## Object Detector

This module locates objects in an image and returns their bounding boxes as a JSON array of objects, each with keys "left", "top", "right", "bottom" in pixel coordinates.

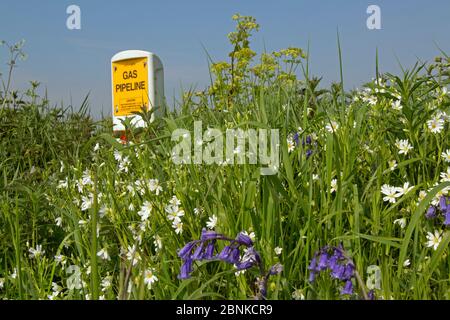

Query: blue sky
[{"left": 1, "top": 0, "right": 450, "bottom": 118}]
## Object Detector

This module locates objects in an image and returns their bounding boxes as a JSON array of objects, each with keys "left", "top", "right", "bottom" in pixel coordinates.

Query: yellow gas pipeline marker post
[{"left": 111, "top": 50, "right": 164, "bottom": 133}]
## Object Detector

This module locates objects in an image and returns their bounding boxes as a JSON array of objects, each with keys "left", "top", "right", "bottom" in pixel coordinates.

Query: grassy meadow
[{"left": 0, "top": 15, "right": 450, "bottom": 300}]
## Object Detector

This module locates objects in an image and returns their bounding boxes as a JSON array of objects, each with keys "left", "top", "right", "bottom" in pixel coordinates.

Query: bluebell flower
[
  {"left": 227, "top": 247, "right": 240, "bottom": 264},
  {"left": 309, "top": 244, "right": 357, "bottom": 297},
  {"left": 328, "top": 254, "right": 338, "bottom": 270},
  {"left": 341, "top": 280, "right": 353, "bottom": 295},
  {"left": 236, "top": 260, "right": 254, "bottom": 271},
  {"left": 201, "top": 229, "right": 221, "bottom": 241},
  {"left": 318, "top": 252, "right": 329, "bottom": 270},
  {"left": 177, "top": 229, "right": 278, "bottom": 300},
  {"left": 426, "top": 197, "right": 450, "bottom": 226},
  {"left": 178, "top": 258, "right": 193, "bottom": 279},
  {"left": 439, "top": 196, "right": 447, "bottom": 211},
  {"left": 204, "top": 240, "right": 216, "bottom": 260},
  {"left": 444, "top": 210, "right": 450, "bottom": 226},
  {"left": 342, "top": 264, "right": 355, "bottom": 280},
  {"left": 305, "top": 135, "right": 312, "bottom": 145},
  {"left": 425, "top": 206, "right": 436, "bottom": 219},
  {"left": 301, "top": 135, "right": 312, "bottom": 146},
  {"left": 293, "top": 132, "right": 300, "bottom": 145},
  {"left": 191, "top": 242, "right": 205, "bottom": 260},
  {"left": 331, "top": 264, "right": 346, "bottom": 280},
  {"left": 236, "top": 232, "right": 253, "bottom": 246},
  {"left": 177, "top": 229, "right": 262, "bottom": 280},
  {"left": 218, "top": 245, "right": 232, "bottom": 261},
  {"left": 178, "top": 241, "right": 198, "bottom": 260},
  {"left": 269, "top": 263, "right": 283, "bottom": 275}
]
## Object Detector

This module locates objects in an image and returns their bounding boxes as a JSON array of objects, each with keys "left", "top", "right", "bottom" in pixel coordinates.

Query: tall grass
[{"left": 0, "top": 16, "right": 449, "bottom": 300}]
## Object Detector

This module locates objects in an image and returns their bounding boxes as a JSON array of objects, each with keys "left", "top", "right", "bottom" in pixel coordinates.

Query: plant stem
[{"left": 90, "top": 169, "right": 99, "bottom": 300}]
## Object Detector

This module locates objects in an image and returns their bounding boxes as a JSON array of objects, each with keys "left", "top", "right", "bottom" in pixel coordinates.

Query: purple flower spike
[
  {"left": 318, "top": 253, "right": 329, "bottom": 271},
  {"left": 191, "top": 242, "right": 204, "bottom": 260},
  {"left": 425, "top": 206, "right": 436, "bottom": 219},
  {"left": 341, "top": 280, "right": 353, "bottom": 295},
  {"left": 444, "top": 211, "right": 450, "bottom": 226},
  {"left": 251, "top": 248, "right": 262, "bottom": 264},
  {"left": 178, "top": 241, "right": 198, "bottom": 259},
  {"left": 342, "top": 264, "right": 355, "bottom": 280},
  {"left": 201, "top": 229, "right": 220, "bottom": 241},
  {"left": 293, "top": 133, "right": 300, "bottom": 145},
  {"left": 306, "top": 149, "right": 313, "bottom": 158},
  {"left": 308, "top": 257, "right": 317, "bottom": 271},
  {"left": 328, "top": 254, "right": 338, "bottom": 270},
  {"left": 177, "top": 230, "right": 264, "bottom": 285},
  {"left": 236, "top": 232, "right": 253, "bottom": 246},
  {"left": 269, "top": 263, "right": 284, "bottom": 275},
  {"left": 228, "top": 248, "right": 241, "bottom": 264},
  {"left": 306, "top": 136, "right": 312, "bottom": 145},
  {"left": 178, "top": 258, "right": 193, "bottom": 279},
  {"left": 218, "top": 245, "right": 232, "bottom": 261},
  {"left": 203, "top": 241, "right": 216, "bottom": 260},
  {"left": 331, "top": 264, "right": 346, "bottom": 280},
  {"left": 236, "top": 260, "right": 255, "bottom": 271},
  {"left": 439, "top": 196, "right": 448, "bottom": 212},
  {"left": 309, "top": 245, "right": 359, "bottom": 297}
]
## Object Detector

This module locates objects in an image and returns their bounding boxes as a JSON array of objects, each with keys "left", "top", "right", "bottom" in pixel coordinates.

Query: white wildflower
[
  {"left": 395, "top": 139, "right": 413, "bottom": 155},
  {"left": 143, "top": 268, "right": 158, "bottom": 289},
  {"left": 330, "top": 179, "right": 337, "bottom": 194},
  {"left": 391, "top": 100, "right": 403, "bottom": 111},
  {"left": 148, "top": 179, "right": 163, "bottom": 195},
  {"left": 57, "top": 178, "right": 68, "bottom": 189},
  {"left": 426, "top": 230, "right": 442, "bottom": 251},
  {"left": 82, "top": 169, "right": 93, "bottom": 186},
  {"left": 28, "top": 244, "right": 45, "bottom": 259},
  {"left": 393, "top": 218, "right": 407, "bottom": 229},
  {"left": 153, "top": 235, "right": 163, "bottom": 252},
  {"left": 114, "top": 150, "right": 122, "bottom": 162},
  {"left": 165, "top": 204, "right": 184, "bottom": 221},
  {"left": 81, "top": 195, "right": 93, "bottom": 211},
  {"left": 427, "top": 116, "right": 445, "bottom": 134},
  {"left": 403, "top": 259, "right": 411, "bottom": 267},
  {"left": 440, "top": 167, "right": 450, "bottom": 182},
  {"left": 206, "top": 215, "right": 218, "bottom": 229},
  {"left": 395, "top": 182, "right": 414, "bottom": 196},
  {"left": 54, "top": 254, "right": 67, "bottom": 266},
  {"left": 325, "top": 120, "right": 339, "bottom": 133},
  {"left": 388, "top": 160, "right": 397, "bottom": 171},
  {"left": 55, "top": 217, "right": 63, "bottom": 227},
  {"left": 287, "top": 136, "right": 295, "bottom": 153},
  {"left": 292, "top": 289, "right": 305, "bottom": 300},
  {"left": 172, "top": 218, "right": 183, "bottom": 235},
  {"left": 126, "top": 245, "right": 141, "bottom": 266},
  {"left": 118, "top": 156, "right": 130, "bottom": 173},
  {"left": 381, "top": 184, "right": 401, "bottom": 203},
  {"left": 194, "top": 207, "right": 203, "bottom": 216},
  {"left": 101, "top": 276, "right": 112, "bottom": 292},
  {"left": 138, "top": 201, "right": 153, "bottom": 221},
  {"left": 97, "top": 248, "right": 110, "bottom": 261},
  {"left": 442, "top": 150, "right": 450, "bottom": 163},
  {"left": 169, "top": 196, "right": 181, "bottom": 207}
]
